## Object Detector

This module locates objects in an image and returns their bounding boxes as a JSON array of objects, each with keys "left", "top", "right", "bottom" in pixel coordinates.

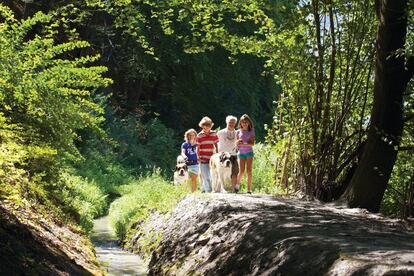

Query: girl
[
  {"left": 236, "top": 114, "right": 255, "bottom": 194},
  {"left": 181, "top": 129, "right": 199, "bottom": 192}
]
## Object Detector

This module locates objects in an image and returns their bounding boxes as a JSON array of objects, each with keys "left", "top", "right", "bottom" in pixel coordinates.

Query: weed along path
[{"left": 91, "top": 216, "right": 147, "bottom": 275}]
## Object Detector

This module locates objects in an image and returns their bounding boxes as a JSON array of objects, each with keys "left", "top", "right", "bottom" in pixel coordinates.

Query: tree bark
[{"left": 343, "top": 0, "right": 409, "bottom": 212}]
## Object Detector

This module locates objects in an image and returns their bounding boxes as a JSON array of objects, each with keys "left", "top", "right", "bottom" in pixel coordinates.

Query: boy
[{"left": 197, "top": 116, "right": 218, "bottom": 192}]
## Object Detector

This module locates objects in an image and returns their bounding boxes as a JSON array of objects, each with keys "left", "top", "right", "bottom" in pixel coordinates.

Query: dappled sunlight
[
  {"left": 1, "top": 0, "right": 414, "bottom": 274},
  {"left": 141, "top": 194, "right": 414, "bottom": 275}
]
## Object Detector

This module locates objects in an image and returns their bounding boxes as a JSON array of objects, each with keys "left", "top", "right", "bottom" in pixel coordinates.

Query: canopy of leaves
[{"left": 0, "top": 4, "right": 112, "bottom": 227}]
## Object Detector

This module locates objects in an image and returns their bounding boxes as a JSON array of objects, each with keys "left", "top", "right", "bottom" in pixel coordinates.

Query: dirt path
[{"left": 128, "top": 193, "right": 414, "bottom": 275}]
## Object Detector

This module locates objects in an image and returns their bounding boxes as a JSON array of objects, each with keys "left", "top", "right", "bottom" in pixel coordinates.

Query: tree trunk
[
  {"left": 343, "top": 0, "right": 409, "bottom": 212},
  {"left": 281, "top": 130, "right": 294, "bottom": 190}
]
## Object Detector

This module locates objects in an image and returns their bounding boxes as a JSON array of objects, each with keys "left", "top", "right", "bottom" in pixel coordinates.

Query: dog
[
  {"left": 173, "top": 155, "right": 189, "bottom": 185},
  {"left": 210, "top": 152, "right": 232, "bottom": 193}
]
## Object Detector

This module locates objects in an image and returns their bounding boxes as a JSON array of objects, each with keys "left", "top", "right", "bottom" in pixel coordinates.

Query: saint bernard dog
[
  {"left": 210, "top": 151, "right": 232, "bottom": 193},
  {"left": 173, "top": 155, "right": 189, "bottom": 185}
]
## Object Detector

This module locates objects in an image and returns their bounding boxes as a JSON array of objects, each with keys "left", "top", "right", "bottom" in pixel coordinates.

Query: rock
[{"left": 128, "top": 194, "right": 414, "bottom": 275}]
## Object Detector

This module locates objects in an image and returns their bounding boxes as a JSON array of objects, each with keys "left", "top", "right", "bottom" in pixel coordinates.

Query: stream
[{"left": 90, "top": 216, "right": 147, "bottom": 275}]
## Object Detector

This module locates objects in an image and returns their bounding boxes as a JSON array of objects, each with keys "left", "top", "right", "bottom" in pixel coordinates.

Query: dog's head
[
  {"left": 219, "top": 152, "right": 232, "bottom": 168},
  {"left": 174, "top": 163, "right": 188, "bottom": 185},
  {"left": 175, "top": 163, "right": 188, "bottom": 177}
]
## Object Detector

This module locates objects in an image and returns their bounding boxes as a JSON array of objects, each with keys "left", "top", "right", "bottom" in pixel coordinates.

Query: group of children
[{"left": 181, "top": 114, "right": 255, "bottom": 193}]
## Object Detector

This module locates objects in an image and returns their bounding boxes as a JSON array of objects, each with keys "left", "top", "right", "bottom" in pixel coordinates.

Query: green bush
[
  {"left": 0, "top": 5, "right": 112, "bottom": 231},
  {"left": 71, "top": 133, "right": 134, "bottom": 194},
  {"left": 381, "top": 151, "right": 414, "bottom": 218},
  {"left": 254, "top": 143, "right": 279, "bottom": 194},
  {"left": 0, "top": 113, "right": 27, "bottom": 199},
  {"left": 0, "top": 5, "right": 111, "bottom": 163},
  {"left": 109, "top": 170, "right": 188, "bottom": 241},
  {"left": 55, "top": 172, "right": 108, "bottom": 232},
  {"left": 105, "top": 113, "right": 178, "bottom": 176},
  {"left": 238, "top": 143, "right": 283, "bottom": 194}
]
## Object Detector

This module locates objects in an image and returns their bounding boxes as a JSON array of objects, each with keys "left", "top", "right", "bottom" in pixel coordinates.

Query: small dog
[
  {"left": 174, "top": 155, "right": 189, "bottom": 185},
  {"left": 210, "top": 152, "right": 232, "bottom": 193}
]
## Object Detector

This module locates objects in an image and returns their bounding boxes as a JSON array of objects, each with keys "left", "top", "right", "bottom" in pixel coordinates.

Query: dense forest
[{"left": 1, "top": 0, "right": 414, "bottom": 270}]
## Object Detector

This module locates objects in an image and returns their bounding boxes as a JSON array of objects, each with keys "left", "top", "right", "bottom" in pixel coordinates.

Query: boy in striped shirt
[{"left": 197, "top": 116, "right": 218, "bottom": 192}]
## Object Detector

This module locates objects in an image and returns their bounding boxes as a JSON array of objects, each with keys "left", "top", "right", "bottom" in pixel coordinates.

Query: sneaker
[
  {"left": 247, "top": 191, "right": 252, "bottom": 194},
  {"left": 234, "top": 184, "right": 240, "bottom": 193}
]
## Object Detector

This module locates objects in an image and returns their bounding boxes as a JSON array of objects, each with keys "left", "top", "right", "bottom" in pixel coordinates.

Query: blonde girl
[
  {"left": 236, "top": 114, "right": 255, "bottom": 194},
  {"left": 181, "top": 129, "right": 199, "bottom": 192}
]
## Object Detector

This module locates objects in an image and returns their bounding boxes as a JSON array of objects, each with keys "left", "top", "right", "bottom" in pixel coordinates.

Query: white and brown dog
[
  {"left": 210, "top": 152, "right": 232, "bottom": 193},
  {"left": 173, "top": 155, "right": 189, "bottom": 185}
]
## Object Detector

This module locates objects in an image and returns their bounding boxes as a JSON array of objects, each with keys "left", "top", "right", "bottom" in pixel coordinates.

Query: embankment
[
  {"left": 0, "top": 201, "right": 102, "bottom": 275},
  {"left": 128, "top": 194, "right": 414, "bottom": 275}
]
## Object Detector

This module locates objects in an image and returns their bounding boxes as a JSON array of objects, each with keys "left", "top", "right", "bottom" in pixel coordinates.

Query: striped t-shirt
[{"left": 197, "top": 130, "right": 218, "bottom": 163}]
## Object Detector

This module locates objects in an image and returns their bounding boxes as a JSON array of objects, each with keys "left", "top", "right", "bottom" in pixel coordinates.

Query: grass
[
  {"left": 58, "top": 172, "right": 108, "bottom": 232},
  {"left": 238, "top": 143, "right": 284, "bottom": 195},
  {"left": 109, "top": 169, "right": 188, "bottom": 241}
]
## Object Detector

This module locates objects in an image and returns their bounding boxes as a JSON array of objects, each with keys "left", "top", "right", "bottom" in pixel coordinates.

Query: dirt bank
[
  {"left": 0, "top": 200, "right": 102, "bottom": 275},
  {"left": 128, "top": 194, "right": 414, "bottom": 275}
]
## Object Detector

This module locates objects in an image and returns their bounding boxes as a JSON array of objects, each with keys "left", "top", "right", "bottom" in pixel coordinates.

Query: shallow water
[{"left": 91, "top": 216, "right": 147, "bottom": 276}]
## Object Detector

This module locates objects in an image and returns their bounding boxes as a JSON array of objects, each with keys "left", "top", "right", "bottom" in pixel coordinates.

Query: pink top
[{"left": 236, "top": 129, "right": 254, "bottom": 154}]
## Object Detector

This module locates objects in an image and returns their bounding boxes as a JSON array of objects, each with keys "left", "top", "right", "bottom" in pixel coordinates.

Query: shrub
[
  {"left": 238, "top": 143, "right": 283, "bottom": 194},
  {"left": 0, "top": 4, "right": 112, "bottom": 231},
  {"left": 105, "top": 113, "right": 178, "bottom": 176},
  {"left": 381, "top": 151, "right": 414, "bottom": 218},
  {"left": 51, "top": 172, "right": 107, "bottom": 232},
  {"left": 109, "top": 170, "right": 187, "bottom": 241}
]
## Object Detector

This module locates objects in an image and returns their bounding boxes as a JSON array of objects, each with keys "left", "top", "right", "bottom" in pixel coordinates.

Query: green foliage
[
  {"left": 0, "top": 3, "right": 111, "bottom": 166},
  {"left": 106, "top": 113, "right": 178, "bottom": 175},
  {"left": 265, "top": 1, "right": 377, "bottom": 195},
  {"left": 103, "top": 0, "right": 294, "bottom": 56},
  {"left": 71, "top": 126, "right": 135, "bottom": 193},
  {"left": 55, "top": 172, "right": 108, "bottom": 232},
  {"left": 0, "top": 6, "right": 110, "bottom": 160},
  {"left": 80, "top": 0, "right": 282, "bottom": 140},
  {"left": 381, "top": 152, "right": 413, "bottom": 217},
  {"left": 109, "top": 170, "right": 188, "bottom": 241},
  {"left": 0, "top": 4, "right": 114, "bottom": 230},
  {"left": 0, "top": 113, "right": 27, "bottom": 199},
  {"left": 166, "top": 51, "right": 276, "bottom": 140},
  {"left": 381, "top": 116, "right": 414, "bottom": 217},
  {"left": 239, "top": 143, "right": 282, "bottom": 194}
]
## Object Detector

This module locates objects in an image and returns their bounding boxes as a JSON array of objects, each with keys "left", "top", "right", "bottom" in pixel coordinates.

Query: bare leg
[
  {"left": 238, "top": 158, "right": 246, "bottom": 187},
  {"left": 199, "top": 174, "right": 203, "bottom": 192},
  {"left": 246, "top": 157, "right": 253, "bottom": 192},
  {"left": 190, "top": 174, "right": 197, "bottom": 192}
]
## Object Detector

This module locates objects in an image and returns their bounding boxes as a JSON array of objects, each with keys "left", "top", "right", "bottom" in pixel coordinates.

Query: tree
[
  {"left": 0, "top": 4, "right": 111, "bottom": 181},
  {"left": 343, "top": 0, "right": 414, "bottom": 212},
  {"left": 265, "top": 1, "right": 376, "bottom": 197}
]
